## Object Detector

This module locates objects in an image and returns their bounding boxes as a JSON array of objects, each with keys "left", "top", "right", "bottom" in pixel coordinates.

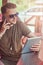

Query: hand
[
  {"left": 21, "top": 36, "right": 28, "bottom": 44},
  {"left": 30, "top": 43, "right": 41, "bottom": 52},
  {"left": 21, "top": 36, "right": 28, "bottom": 48},
  {"left": 0, "top": 19, "right": 13, "bottom": 39},
  {"left": 2, "top": 19, "right": 13, "bottom": 30}
]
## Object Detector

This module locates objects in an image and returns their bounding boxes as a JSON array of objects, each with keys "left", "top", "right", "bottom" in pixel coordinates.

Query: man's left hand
[{"left": 30, "top": 43, "right": 41, "bottom": 52}]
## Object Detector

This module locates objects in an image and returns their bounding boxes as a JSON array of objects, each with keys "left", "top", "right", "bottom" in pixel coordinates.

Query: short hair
[{"left": 1, "top": 3, "right": 17, "bottom": 14}]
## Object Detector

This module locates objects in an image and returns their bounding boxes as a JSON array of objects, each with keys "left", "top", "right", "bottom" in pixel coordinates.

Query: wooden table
[
  {"left": 17, "top": 52, "right": 43, "bottom": 65},
  {"left": 17, "top": 38, "right": 43, "bottom": 65}
]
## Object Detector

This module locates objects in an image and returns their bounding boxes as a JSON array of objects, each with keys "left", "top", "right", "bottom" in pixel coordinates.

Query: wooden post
[
  {"left": 35, "top": 16, "right": 42, "bottom": 35},
  {"left": 2, "top": 0, "right": 8, "bottom": 6}
]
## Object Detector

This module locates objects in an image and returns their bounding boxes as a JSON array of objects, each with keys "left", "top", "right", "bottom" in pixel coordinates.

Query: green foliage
[
  {"left": 0, "top": 0, "right": 2, "bottom": 13},
  {"left": 9, "top": 0, "right": 29, "bottom": 12},
  {"left": 0, "top": 0, "right": 35, "bottom": 12},
  {"left": 0, "top": 0, "right": 2, "bottom": 6}
]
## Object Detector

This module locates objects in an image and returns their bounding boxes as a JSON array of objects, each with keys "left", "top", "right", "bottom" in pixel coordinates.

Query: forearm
[{"left": 27, "top": 32, "right": 36, "bottom": 38}]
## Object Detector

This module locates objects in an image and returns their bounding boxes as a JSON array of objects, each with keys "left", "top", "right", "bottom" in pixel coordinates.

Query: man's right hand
[
  {"left": 2, "top": 19, "right": 12, "bottom": 30},
  {"left": 0, "top": 19, "right": 13, "bottom": 39}
]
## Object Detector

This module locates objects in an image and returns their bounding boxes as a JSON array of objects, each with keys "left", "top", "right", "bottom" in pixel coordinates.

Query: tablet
[{"left": 21, "top": 36, "right": 41, "bottom": 54}]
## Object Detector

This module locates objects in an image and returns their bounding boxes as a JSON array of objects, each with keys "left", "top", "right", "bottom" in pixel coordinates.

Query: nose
[{"left": 13, "top": 16, "right": 15, "bottom": 19}]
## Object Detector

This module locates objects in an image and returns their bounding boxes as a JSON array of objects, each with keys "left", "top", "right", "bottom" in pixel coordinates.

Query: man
[{"left": 0, "top": 3, "right": 40, "bottom": 65}]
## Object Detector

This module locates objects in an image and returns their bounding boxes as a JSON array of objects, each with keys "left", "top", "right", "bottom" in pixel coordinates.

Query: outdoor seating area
[{"left": 0, "top": 0, "right": 43, "bottom": 65}]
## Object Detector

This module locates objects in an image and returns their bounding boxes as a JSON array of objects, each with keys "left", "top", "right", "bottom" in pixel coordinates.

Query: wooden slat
[{"left": 25, "top": 16, "right": 35, "bottom": 24}]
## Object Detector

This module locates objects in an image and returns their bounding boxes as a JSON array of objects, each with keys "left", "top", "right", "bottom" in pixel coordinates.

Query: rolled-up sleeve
[{"left": 19, "top": 21, "right": 31, "bottom": 37}]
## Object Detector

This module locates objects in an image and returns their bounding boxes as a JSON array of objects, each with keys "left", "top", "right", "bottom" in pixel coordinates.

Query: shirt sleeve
[{"left": 19, "top": 21, "right": 31, "bottom": 37}]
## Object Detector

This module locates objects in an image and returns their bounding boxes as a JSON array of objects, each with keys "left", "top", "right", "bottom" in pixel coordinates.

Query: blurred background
[{"left": 0, "top": 0, "right": 43, "bottom": 35}]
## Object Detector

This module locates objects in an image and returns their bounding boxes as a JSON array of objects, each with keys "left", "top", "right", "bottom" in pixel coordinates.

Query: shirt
[{"left": 0, "top": 18, "right": 31, "bottom": 61}]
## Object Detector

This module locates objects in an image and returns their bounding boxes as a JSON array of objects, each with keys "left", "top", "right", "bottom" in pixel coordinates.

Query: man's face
[{"left": 4, "top": 8, "right": 18, "bottom": 24}]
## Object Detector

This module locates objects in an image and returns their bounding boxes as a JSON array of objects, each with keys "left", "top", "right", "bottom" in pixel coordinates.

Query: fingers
[
  {"left": 3, "top": 19, "right": 13, "bottom": 29},
  {"left": 32, "top": 44, "right": 41, "bottom": 48},
  {"left": 30, "top": 43, "right": 41, "bottom": 52},
  {"left": 3, "top": 19, "right": 10, "bottom": 26},
  {"left": 5, "top": 23, "right": 11, "bottom": 26},
  {"left": 21, "top": 36, "right": 28, "bottom": 44},
  {"left": 3, "top": 19, "right": 10, "bottom": 25},
  {"left": 3, "top": 19, "right": 7, "bottom": 25},
  {"left": 30, "top": 47, "right": 40, "bottom": 52}
]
